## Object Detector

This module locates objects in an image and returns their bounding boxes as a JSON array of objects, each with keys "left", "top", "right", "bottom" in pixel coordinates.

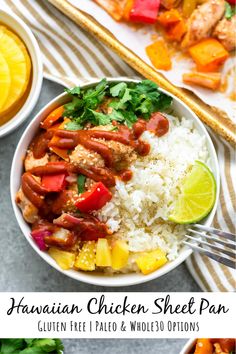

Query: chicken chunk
[
  {"left": 70, "top": 144, "right": 105, "bottom": 170},
  {"left": 24, "top": 150, "right": 49, "bottom": 171},
  {"left": 95, "top": 138, "right": 136, "bottom": 170},
  {"left": 213, "top": 15, "right": 236, "bottom": 51},
  {"left": 93, "top": 0, "right": 126, "bottom": 21},
  {"left": 70, "top": 125, "right": 137, "bottom": 171},
  {"left": 182, "top": 0, "right": 225, "bottom": 48},
  {"left": 16, "top": 188, "right": 39, "bottom": 224}
]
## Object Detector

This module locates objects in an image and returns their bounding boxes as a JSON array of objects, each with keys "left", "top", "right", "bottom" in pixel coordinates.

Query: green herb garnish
[
  {"left": 77, "top": 174, "right": 86, "bottom": 194},
  {"left": 63, "top": 79, "right": 172, "bottom": 129},
  {"left": 225, "top": 1, "right": 236, "bottom": 19},
  {"left": 0, "top": 339, "right": 64, "bottom": 354}
]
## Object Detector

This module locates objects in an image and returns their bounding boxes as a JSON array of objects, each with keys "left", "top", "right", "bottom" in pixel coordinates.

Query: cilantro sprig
[
  {"left": 63, "top": 79, "right": 172, "bottom": 130},
  {"left": 0, "top": 339, "right": 64, "bottom": 354}
]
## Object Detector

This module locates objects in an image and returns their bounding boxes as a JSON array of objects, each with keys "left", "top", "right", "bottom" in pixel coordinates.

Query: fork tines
[{"left": 184, "top": 224, "right": 236, "bottom": 269}]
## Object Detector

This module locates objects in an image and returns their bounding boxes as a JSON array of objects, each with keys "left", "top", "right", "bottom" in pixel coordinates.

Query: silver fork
[{"left": 184, "top": 224, "right": 236, "bottom": 269}]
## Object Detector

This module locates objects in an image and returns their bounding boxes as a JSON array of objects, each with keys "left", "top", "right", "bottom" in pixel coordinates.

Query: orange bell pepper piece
[
  {"left": 123, "top": 0, "right": 134, "bottom": 21},
  {"left": 183, "top": 72, "right": 221, "bottom": 90},
  {"left": 189, "top": 38, "right": 229, "bottom": 72},
  {"left": 157, "top": 9, "right": 181, "bottom": 27},
  {"left": 194, "top": 339, "right": 213, "bottom": 354},
  {"left": 49, "top": 118, "right": 71, "bottom": 161},
  {"left": 166, "top": 20, "right": 187, "bottom": 42},
  {"left": 146, "top": 40, "right": 172, "bottom": 70},
  {"left": 41, "top": 105, "right": 64, "bottom": 130}
]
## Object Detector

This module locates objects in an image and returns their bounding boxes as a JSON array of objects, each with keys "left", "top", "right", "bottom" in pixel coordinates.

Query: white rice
[{"left": 96, "top": 114, "right": 209, "bottom": 272}]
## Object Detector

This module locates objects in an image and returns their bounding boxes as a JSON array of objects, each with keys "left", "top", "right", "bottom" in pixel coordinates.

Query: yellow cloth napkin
[{"left": 2, "top": 0, "right": 235, "bottom": 291}]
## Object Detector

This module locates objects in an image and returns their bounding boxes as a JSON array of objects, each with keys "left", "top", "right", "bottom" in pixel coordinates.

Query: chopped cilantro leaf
[
  {"left": 0, "top": 339, "right": 64, "bottom": 354},
  {"left": 110, "top": 82, "right": 127, "bottom": 97},
  {"left": 63, "top": 79, "right": 172, "bottom": 129},
  {"left": 77, "top": 174, "right": 86, "bottom": 194},
  {"left": 65, "top": 121, "right": 82, "bottom": 130},
  {"left": 88, "top": 109, "right": 112, "bottom": 125}
]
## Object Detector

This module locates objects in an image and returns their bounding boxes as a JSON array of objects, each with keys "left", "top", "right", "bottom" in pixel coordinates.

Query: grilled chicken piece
[
  {"left": 24, "top": 150, "right": 49, "bottom": 171},
  {"left": 93, "top": 0, "right": 127, "bottom": 21},
  {"left": 70, "top": 144, "right": 105, "bottom": 170},
  {"left": 161, "top": 0, "right": 182, "bottom": 9},
  {"left": 70, "top": 125, "right": 136, "bottom": 171},
  {"left": 182, "top": 0, "right": 225, "bottom": 48},
  {"left": 16, "top": 188, "right": 39, "bottom": 224},
  {"left": 92, "top": 125, "right": 136, "bottom": 170},
  {"left": 213, "top": 15, "right": 236, "bottom": 51},
  {"left": 51, "top": 190, "right": 79, "bottom": 215}
]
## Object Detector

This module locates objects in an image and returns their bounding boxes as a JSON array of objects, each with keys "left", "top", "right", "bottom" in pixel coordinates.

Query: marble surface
[
  {"left": 0, "top": 79, "right": 196, "bottom": 353},
  {"left": 63, "top": 338, "right": 187, "bottom": 354}
]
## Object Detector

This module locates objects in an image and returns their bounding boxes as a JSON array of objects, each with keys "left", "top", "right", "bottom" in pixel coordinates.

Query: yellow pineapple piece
[
  {"left": 136, "top": 249, "right": 167, "bottom": 275},
  {"left": 111, "top": 240, "right": 129, "bottom": 270},
  {"left": 48, "top": 248, "right": 75, "bottom": 270},
  {"left": 0, "top": 52, "right": 11, "bottom": 111},
  {"left": 0, "top": 26, "right": 31, "bottom": 114},
  {"left": 74, "top": 241, "right": 96, "bottom": 271},
  {"left": 96, "top": 238, "right": 112, "bottom": 267}
]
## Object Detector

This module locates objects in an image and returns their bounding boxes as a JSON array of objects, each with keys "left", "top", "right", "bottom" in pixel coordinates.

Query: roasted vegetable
[
  {"left": 146, "top": 40, "right": 172, "bottom": 70},
  {"left": 194, "top": 338, "right": 213, "bottom": 354},
  {"left": 182, "top": 0, "right": 197, "bottom": 17},
  {"left": 93, "top": 0, "right": 127, "bottom": 21},
  {"left": 75, "top": 182, "right": 112, "bottom": 212},
  {"left": 41, "top": 105, "right": 64, "bottom": 129},
  {"left": 183, "top": 72, "right": 221, "bottom": 90},
  {"left": 157, "top": 9, "right": 182, "bottom": 26},
  {"left": 189, "top": 38, "right": 229, "bottom": 71},
  {"left": 129, "top": 0, "right": 160, "bottom": 23},
  {"left": 166, "top": 20, "right": 187, "bottom": 41},
  {"left": 49, "top": 118, "right": 71, "bottom": 160}
]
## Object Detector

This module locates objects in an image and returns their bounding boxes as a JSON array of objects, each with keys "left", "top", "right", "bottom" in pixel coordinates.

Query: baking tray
[{"left": 48, "top": 0, "right": 236, "bottom": 146}]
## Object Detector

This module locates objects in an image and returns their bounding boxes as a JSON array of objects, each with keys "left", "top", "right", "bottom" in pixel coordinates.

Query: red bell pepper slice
[
  {"left": 75, "top": 182, "right": 112, "bottom": 213},
  {"left": 42, "top": 173, "right": 67, "bottom": 192},
  {"left": 130, "top": 0, "right": 160, "bottom": 24}
]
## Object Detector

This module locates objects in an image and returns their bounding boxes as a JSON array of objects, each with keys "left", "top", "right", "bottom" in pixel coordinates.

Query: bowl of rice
[{"left": 11, "top": 78, "right": 220, "bottom": 287}]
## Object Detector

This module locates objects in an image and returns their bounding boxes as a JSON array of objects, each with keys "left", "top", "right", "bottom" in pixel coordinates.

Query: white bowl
[
  {"left": 180, "top": 339, "right": 196, "bottom": 354},
  {"left": 10, "top": 78, "right": 220, "bottom": 287},
  {"left": 0, "top": 10, "right": 43, "bottom": 137}
]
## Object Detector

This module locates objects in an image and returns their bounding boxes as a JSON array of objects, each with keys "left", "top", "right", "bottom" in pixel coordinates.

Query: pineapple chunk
[
  {"left": 136, "top": 249, "right": 167, "bottom": 275},
  {"left": 48, "top": 248, "right": 75, "bottom": 270},
  {"left": 111, "top": 240, "right": 129, "bottom": 270},
  {"left": 96, "top": 239, "right": 112, "bottom": 267},
  {"left": 74, "top": 241, "right": 96, "bottom": 271}
]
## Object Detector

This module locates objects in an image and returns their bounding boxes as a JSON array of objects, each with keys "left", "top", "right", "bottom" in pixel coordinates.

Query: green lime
[{"left": 169, "top": 161, "right": 216, "bottom": 224}]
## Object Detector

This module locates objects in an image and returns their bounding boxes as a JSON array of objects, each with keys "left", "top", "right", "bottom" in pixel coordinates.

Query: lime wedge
[{"left": 169, "top": 161, "right": 216, "bottom": 224}]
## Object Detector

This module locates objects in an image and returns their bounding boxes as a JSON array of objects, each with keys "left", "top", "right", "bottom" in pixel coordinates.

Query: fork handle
[{"left": 195, "top": 224, "right": 235, "bottom": 242}]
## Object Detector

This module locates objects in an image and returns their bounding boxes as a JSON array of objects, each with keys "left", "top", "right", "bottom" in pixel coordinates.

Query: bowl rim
[
  {"left": 0, "top": 9, "right": 43, "bottom": 137},
  {"left": 10, "top": 78, "right": 220, "bottom": 287},
  {"left": 179, "top": 339, "right": 196, "bottom": 354}
]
